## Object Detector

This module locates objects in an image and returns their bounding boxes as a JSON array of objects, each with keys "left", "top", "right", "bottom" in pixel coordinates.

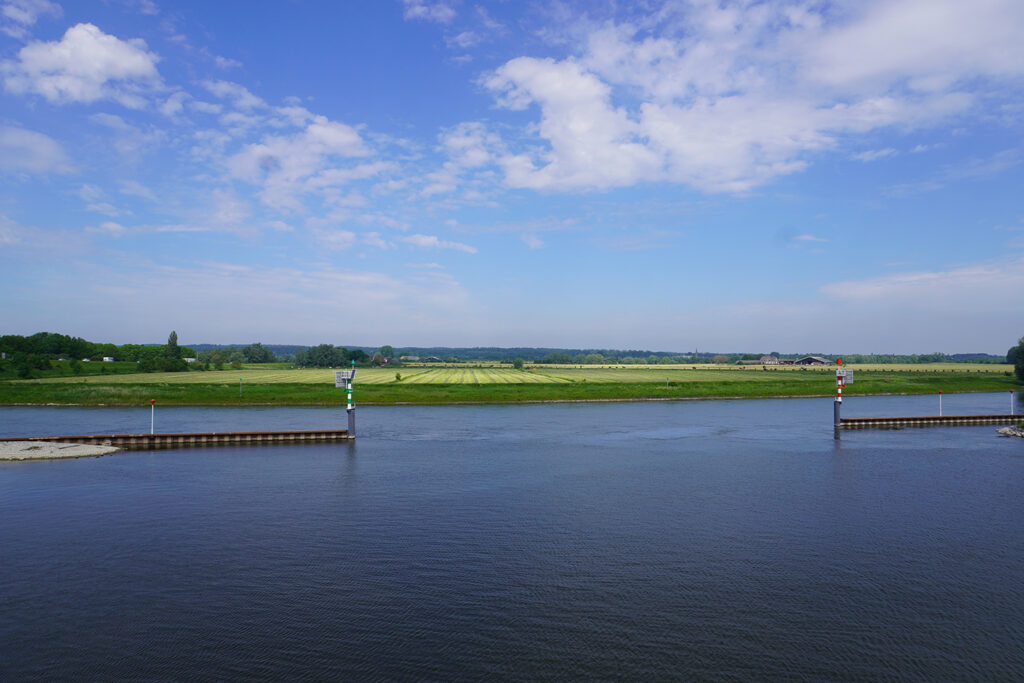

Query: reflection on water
[{"left": 1, "top": 395, "right": 1022, "bottom": 680}]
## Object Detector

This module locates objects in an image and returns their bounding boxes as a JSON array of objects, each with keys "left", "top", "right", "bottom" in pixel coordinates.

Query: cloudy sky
[{"left": 1, "top": 0, "right": 1022, "bottom": 353}]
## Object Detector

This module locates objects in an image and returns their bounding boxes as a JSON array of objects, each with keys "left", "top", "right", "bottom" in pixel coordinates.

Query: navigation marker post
[
  {"left": 834, "top": 359, "right": 853, "bottom": 435},
  {"left": 939, "top": 390, "right": 943, "bottom": 417},
  {"left": 150, "top": 399, "right": 155, "bottom": 435},
  {"left": 834, "top": 359, "right": 843, "bottom": 429},
  {"left": 336, "top": 360, "right": 356, "bottom": 437}
]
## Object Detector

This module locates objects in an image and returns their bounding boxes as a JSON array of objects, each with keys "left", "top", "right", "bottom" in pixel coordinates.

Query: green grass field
[
  {"left": 24, "top": 362, "right": 1015, "bottom": 385},
  {"left": 2, "top": 362, "right": 1018, "bottom": 406}
]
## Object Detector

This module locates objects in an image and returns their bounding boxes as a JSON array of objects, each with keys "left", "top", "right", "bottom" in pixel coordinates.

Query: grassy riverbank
[{"left": 1, "top": 366, "right": 1017, "bottom": 405}]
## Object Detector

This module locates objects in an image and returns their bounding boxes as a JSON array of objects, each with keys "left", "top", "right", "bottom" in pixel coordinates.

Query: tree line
[{"left": 1009, "top": 338, "right": 1024, "bottom": 382}]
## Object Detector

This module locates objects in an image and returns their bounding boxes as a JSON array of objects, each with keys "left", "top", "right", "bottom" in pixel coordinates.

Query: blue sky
[{"left": 1, "top": 0, "right": 1022, "bottom": 353}]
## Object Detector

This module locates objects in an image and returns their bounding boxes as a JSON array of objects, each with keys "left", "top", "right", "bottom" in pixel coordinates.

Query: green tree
[
  {"left": 1015, "top": 337, "right": 1024, "bottom": 383},
  {"left": 242, "top": 343, "right": 276, "bottom": 363},
  {"left": 166, "top": 331, "right": 180, "bottom": 359},
  {"left": 378, "top": 345, "right": 395, "bottom": 360},
  {"left": 512, "top": 358, "right": 524, "bottom": 370}
]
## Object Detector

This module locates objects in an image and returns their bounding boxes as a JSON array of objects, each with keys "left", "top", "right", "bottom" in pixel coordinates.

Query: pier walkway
[
  {"left": 840, "top": 414, "right": 1024, "bottom": 429},
  {"left": 0, "top": 429, "right": 352, "bottom": 450}
]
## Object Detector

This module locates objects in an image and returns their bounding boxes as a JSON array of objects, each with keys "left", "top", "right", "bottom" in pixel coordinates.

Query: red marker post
[
  {"left": 150, "top": 399, "right": 155, "bottom": 435},
  {"left": 834, "top": 358, "right": 843, "bottom": 429}
]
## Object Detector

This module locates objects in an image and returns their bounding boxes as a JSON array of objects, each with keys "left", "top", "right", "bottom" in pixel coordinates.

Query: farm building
[
  {"left": 737, "top": 355, "right": 782, "bottom": 365},
  {"left": 792, "top": 356, "right": 832, "bottom": 365}
]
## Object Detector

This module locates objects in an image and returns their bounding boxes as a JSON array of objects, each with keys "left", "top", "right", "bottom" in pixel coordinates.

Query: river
[{"left": 1, "top": 394, "right": 1022, "bottom": 680}]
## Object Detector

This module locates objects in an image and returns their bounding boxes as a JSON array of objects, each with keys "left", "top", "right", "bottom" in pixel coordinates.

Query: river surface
[{"left": 2, "top": 394, "right": 1022, "bottom": 680}]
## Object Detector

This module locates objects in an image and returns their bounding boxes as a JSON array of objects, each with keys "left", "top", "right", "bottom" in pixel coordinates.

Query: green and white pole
[{"left": 347, "top": 360, "right": 356, "bottom": 437}]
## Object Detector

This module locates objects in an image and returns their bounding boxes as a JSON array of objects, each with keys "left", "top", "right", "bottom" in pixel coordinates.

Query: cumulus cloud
[
  {"left": 477, "top": 0, "right": 1024, "bottom": 194},
  {"left": 2, "top": 23, "right": 161, "bottom": 107},
  {"left": 0, "top": 125, "right": 72, "bottom": 173},
  {"left": 1, "top": 0, "right": 61, "bottom": 39},
  {"left": 807, "top": 0, "right": 1024, "bottom": 92},
  {"left": 486, "top": 57, "right": 660, "bottom": 190},
  {"left": 422, "top": 121, "right": 501, "bottom": 197},
  {"left": 226, "top": 116, "right": 372, "bottom": 211}
]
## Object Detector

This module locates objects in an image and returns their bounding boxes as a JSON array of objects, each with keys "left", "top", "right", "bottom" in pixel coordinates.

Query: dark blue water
[{"left": 2, "top": 395, "right": 1022, "bottom": 680}]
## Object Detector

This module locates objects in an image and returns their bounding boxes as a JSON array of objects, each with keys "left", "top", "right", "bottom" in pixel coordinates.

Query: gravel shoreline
[{"left": 0, "top": 441, "right": 120, "bottom": 461}]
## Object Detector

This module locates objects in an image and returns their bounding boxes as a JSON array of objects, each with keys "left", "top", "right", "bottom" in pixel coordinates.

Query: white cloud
[
  {"left": 189, "top": 100, "right": 222, "bottom": 115},
  {"left": 363, "top": 232, "right": 393, "bottom": 250},
  {"left": 128, "top": 0, "right": 158, "bottom": 16},
  {"left": 2, "top": 23, "right": 161, "bottom": 106},
  {"left": 159, "top": 90, "right": 189, "bottom": 117},
  {"left": 422, "top": 122, "right": 501, "bottom": 197},
  {"left": 213, "top": 55, "right": 241, "bottom": 70},
  {"left": 313, "top": 227, "right": 358, "bottom": 250},
  {"left": 807, "top": 0, "right": 1024, "bottom": 92},
  {"left": 821, "top": 257, "right": 1024, "bottom": 313},
  {"left": 401, "top": 0, "right": 456, "bottom": 24},
  {"left": 522, "top": 233, "right": 544, "bottom": 250},
  {"left": 886, "top": 149, "right": 1021, "bottom": 195},
  {"left": 0, "top": 125, "right": 72, "bottom": 173},
  {"left": 793, "top": 234, "right": 827, "bottom": 243},
  {"left": 486, "top": 57, "right": 660, "bottom": 190},
  {"left": 0, "top": 213, "right": 23, "bottom": 245},
  {"left": 476, "top": 0, "right": 1024, "bottom": 194},
  {"left": 118, "top": 179, "right": 157, "bottom": 201},
  {"left": 86, "top": 220, "right": 128, "bottom": 236},
  {"left": 226, "top": 116, "right": 371, "bottom": 211},
  {"left": 400, "top": 233, "right": 477, "bottom": 253},
  {"left": 89, "top": 112, "right": 165, "bottom": 159},
  {"left": 852, "top": 148, "right": 897, "bottom": 162},
  {"left": 447, "top": 31, "right": 479, "bottom": 49},
  {"left": 1, "top": 0, "right": 61, "bottom": 39},
  {"left": 201, "top": 79, "right": 265, "bottom": 110}
]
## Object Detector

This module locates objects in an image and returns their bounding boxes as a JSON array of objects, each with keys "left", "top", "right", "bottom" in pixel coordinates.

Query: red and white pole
[
  {"left": 1012, "top": 390, "right": 1015, "bottom": 415},
  {"left": 939, "top": 390, "right": 943, "bottom": 417},
  {"left": 834, "top": 358, "right": 843, "bottom": 428}
]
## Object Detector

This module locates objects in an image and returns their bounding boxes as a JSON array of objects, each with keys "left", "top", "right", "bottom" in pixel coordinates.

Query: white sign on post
[
  {"left": 839, "top": 369, "right": 854, "bottom": 384},
  {"left": 335, "top": 370, "right": 355, "bottom": 387}
]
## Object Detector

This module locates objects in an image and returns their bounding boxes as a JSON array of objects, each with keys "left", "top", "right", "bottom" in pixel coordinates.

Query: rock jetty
[{"left": 0, "top": 441, "right": 120, "bottom": 461}]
